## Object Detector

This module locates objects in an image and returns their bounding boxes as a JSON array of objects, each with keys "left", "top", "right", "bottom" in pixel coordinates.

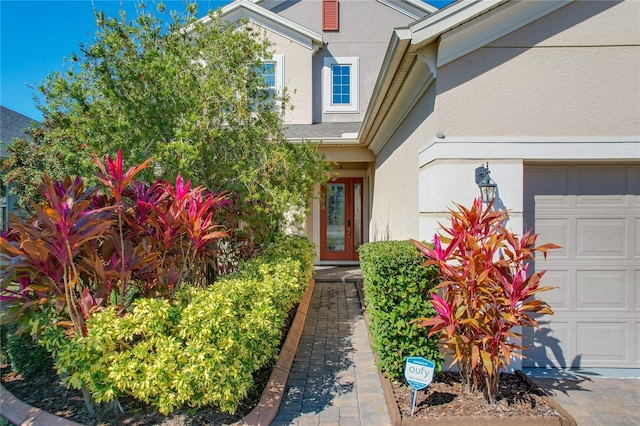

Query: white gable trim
[
  {"left": 255, "top": 0, "right": 436, "bottom": 17},
  {"left": 368, "top": 55, "right": 435, "bottom": 156},
  {"left": 358, "top": 28, "right": 412, "bottom": 146},
  {"left": 207, "top": 0, "right": 323, "bottom": 51}
]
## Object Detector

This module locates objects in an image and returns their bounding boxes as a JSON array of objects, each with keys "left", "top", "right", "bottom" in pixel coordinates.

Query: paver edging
[
  {"left": 525, "top": 375, "right": 577, "bottom": 426},
  {"left": 354, "top": 278, "right": 575, "bottom": 426},
  {"left": 0, "top": 384, "right": 83, "bottom": 426},
  {"left": 234, "top": 278, "right": 315, "bottom": 426},
  {"left": 1, "top": 279, "right": 316, "bottom": 426}
]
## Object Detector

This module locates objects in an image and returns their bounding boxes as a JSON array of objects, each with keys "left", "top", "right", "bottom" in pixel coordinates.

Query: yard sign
[{"left": 404, "top": 356, "right": 435, "bottom": 416}]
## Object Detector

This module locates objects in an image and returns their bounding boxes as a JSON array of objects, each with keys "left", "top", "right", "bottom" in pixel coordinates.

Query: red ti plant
[
  {"left": 1, "top": 150, "right": 229, "bottom": 337},
  {"left": 0, "top": 175, "right": 114, "bottom": 337},
  {"left": 411, "top": 198, "right": 559, "bottom": 403},
  {"left": 91, "top": 151, "right": 228, "bottom": 299},
  {"left": 144, "top": 175, "right": 228, "bottom": 291}
]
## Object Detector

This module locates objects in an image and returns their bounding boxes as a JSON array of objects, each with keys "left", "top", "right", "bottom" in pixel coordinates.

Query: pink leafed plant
[{"left": 411, "top": 198, "right": 559, "bottom": 403}]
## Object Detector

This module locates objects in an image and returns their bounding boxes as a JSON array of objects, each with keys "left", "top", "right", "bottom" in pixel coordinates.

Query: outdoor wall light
[{"left": 475, "top": 162, "right": 497, "bottom": 204}]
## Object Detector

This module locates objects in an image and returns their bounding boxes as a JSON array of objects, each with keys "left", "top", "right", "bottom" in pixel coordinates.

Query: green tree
[{"left": 3, "top": 1, "right": 329, "bottom": 245}]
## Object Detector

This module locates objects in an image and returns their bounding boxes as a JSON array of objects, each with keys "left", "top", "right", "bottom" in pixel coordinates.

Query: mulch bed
[
  {"left": 1, "top": 363, "right": 265, "bottom": 425},
  {"left": 1, "top": 306, "right": 298, "bottom": 426},
  {"left": 390, "top": 371, "right": 561, "bottom": 420}
]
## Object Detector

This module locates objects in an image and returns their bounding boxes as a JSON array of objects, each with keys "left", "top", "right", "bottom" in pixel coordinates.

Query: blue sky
[{"left": 1, "top": 0, "right": 454, "bottom": 121}]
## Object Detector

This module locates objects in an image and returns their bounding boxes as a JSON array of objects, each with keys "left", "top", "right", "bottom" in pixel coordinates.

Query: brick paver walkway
[{"left": 272, "top": 281, "right": 391, "bottom": 426}]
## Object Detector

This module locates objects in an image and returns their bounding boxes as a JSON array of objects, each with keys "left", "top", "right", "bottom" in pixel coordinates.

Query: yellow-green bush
[{"left": 55, "top": 234, "right": 315, "bottom": 415}]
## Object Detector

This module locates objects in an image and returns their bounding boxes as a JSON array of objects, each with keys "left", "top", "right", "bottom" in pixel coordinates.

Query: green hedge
[
  {"left": 2, "top": 323, "right": 53, "bottom": 379},
  {"left": 54, "top": 234, "right": 315, "bottom": 415},
  {"left": 359, "top": 240, "right": 443, "bottom": 382}
]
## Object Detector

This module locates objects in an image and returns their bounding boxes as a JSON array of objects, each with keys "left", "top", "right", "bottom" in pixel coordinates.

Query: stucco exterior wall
[
  {"left": 370, "top": 83, "right": 437, "bottom": 241},
  {"left": 257, "top": 26, "right": 314, "bottom": 124},
  {"left": 436, "top": 0, "right": 640, "bottom": 138},
  {"left": 273, "top": 0, "right": 417, "bottom": 123},
  {"left": 418, "top": 159, "right": 525, "bottom": 241}
]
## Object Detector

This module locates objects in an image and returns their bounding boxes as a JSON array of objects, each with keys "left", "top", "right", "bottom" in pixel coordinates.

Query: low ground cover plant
[
  {"left": 359, "top": 240, "right": 443, "bottom": 381},
  {"left": 412, "top": 199, "right": 559, "bottom": 403}
]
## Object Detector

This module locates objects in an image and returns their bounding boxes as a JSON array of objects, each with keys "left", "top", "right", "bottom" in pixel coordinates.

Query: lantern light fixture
[{"left": 475, "top": 162, "right": 497, "bottom": 204}]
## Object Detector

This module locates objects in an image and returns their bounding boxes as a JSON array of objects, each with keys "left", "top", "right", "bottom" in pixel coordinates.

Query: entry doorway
[{"left": 320, "top": 178, "right": 363, "bottom": 261}]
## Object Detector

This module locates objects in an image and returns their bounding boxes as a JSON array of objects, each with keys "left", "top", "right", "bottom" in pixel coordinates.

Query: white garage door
[{"left": 523, "top": 164, "right": 640, "bottom": 369}]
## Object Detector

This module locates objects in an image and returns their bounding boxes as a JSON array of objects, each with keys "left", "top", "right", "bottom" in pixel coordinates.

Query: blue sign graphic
[{"left": 404, "top": 356, "right": 435, "bottom": 391}]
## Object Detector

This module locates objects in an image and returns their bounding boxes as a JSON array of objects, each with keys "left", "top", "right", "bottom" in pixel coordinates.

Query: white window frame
[
  {"left": 323, "top": 57, "right": 359, "bottom": 113},
  {"left": 268, "top": 54, "right": 285, "bottom": 98},
  {"left": 252, "top": 54, "right": 284, "bottom": 114}
]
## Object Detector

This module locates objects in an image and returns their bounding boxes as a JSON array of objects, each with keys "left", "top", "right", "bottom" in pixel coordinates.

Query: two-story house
[
  {"left": 215, "top": 0, "right": 639, "bottom": 373},
  {"left": 216, "top": 0, "right": 436, "bottom": 263}
]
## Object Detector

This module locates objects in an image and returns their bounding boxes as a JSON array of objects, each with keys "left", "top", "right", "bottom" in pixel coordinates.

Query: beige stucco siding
[
  {"left": 370, "top": 84, "right": 437, "bottom": 241},
  {"left": 437, "top": 44, "right": 639, "bottom": 137},
  {"left": 250, "top": 25, "right": 314, "bottom": 125},
  {"left": 436, "top": 0, "right": 640, "bottom": 138},
  {"left": 489, "top": 0, "right": 640, "bottom": 48},
  {"left": 274, "top": 0, "right": 417, "bottom": 123}
]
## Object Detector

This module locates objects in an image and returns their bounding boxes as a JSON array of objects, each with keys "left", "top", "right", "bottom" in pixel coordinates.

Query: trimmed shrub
[
  {"left": 359, "top": 240, "right": 443, "bottom": 382},
  {"left": 4, "top": 324, "right": 54, "bottom": 380},
  {"left": 54, "top": 234, "right": 315, "bottom": 415},
  {"left": 0, "top": 325, "right": 9, "bottom": 365}
]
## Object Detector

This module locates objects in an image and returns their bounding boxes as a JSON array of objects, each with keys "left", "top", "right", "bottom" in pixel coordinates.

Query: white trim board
[{"left": 418, "top": 136, "right": 640, "bottom": 167}]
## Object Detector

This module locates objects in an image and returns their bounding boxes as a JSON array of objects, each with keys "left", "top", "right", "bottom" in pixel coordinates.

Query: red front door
[{"left": 320, "top": 178, "right": 363, "bottom": 261}]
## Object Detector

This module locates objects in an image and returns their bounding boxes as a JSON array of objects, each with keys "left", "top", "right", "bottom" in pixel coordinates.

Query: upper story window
[
  {"left": 252, "top": 54, "right": 284, "bottom": 111},
  {"left": 258, "top": 62, "right": 276, "bottom": 99},
  {"left": 323, "top": 57, "right": 359, "bottom": 113}
]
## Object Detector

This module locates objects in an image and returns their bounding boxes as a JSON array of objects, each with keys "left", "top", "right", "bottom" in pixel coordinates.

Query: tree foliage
[{"left": 2, "top": 1, "right": 329, "bottom": 245}]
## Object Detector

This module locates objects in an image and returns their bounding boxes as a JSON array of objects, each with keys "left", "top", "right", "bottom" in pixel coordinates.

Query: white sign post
[{"left": 404, "top": 357, "right": 435, "bottom": 416}]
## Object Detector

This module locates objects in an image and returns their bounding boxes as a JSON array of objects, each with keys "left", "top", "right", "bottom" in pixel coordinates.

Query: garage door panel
[
  {"left": 576, "top": 166, "right": 628, "bottom": 196},
  {"left": 635, "top": 218, "right": 640, "bottom": 258},
  {"left": 636, "top": 322, "right": 640, "bottom": 364},
  {"left": 535, "top": 194, "right": 571, "bottom": 207},
  {"left": 577, "top": 218, "right": 627, "bottom": 257},
  {"left": 576, "top": 194, "right": 628, "bottom": 206},
  {"left": 542, "top": 270, "right": 569, "bottom": 310},
  {"left": 523, "top": 321, "right": 570, "bottom": 368},
  {"left": 577, "top": 322, "right": 628, "bottom": 363},
  {"left": 576, "top": 270, "right": 628, "bottom": 310},
  {"left": 524, "top": 164, "right": 639, "bottom": 369},
  {"left": 524, "top": 169, "right": 569, "bottom": 199},
  {"left": 636, "top": 271, "right": 640, "bottom": 311},
  {"left": 535, "top": 218, "right": 569, "bottom": 258}
]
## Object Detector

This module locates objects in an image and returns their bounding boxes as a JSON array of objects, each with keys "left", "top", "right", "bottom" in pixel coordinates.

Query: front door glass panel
[
  {"left": 326, "top": 183, "right": 346, "bottom": 252},
  {"left": 354, "top": 182, "right": 362, "bottom": 251}
]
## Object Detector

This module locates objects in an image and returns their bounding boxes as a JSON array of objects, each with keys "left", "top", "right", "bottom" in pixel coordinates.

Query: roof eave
[
  {"left": 199, "top": 0, "right": 323, "bottom": 49},
  {"left": 358, "top": 28, "right": 412, "bottom": 146}
]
